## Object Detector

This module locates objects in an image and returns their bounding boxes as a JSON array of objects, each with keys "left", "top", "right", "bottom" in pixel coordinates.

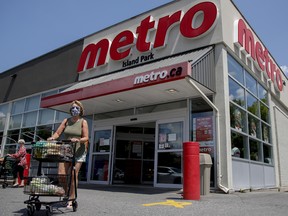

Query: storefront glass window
[
  {"left": 262, "top": 123, "right": 270, "bottom": 143},
  {"left": 228, "top": 54, "right": 244, "bottom": 84},
  {"left": 248, "top": 115, "right": 260, "bottom": 139},
  {"left": 228, "top": 54, "right": 271, "bottom": 164},
  {"left": 229, "top": 78, "right": 245, "bottom": 107},
  {"left": 260, "top": 103, "right": 269, "bottom": 123},
  {"left": 190, "top": 97, "right": 214, "bottom": 187},
  {"left": 258, "top": 85, "right": 268, "bottom": 105},
  {"left": 245, "top": 72, "right": 257, "bottom": 96},
  {"left": 25, "top": 95, "right": 40, "bottom": 112},
  {"left": 90, "top": 154, "right": 109, "bottom": 181},
  {"left": 93, "top": 130, "right": 111, "bottom": 152},
  {"left": 249, "top": 139, "right": 260, "bottom": 161},
  {"left": 36, "top": 125, "right": 53, "bottom": 141},
  {"left": 230, "top": 104, "right": 246, "bottom": 133},
  {"left": 157, "top": 152, "right": 182, "bottom": 184},
  {"left": 231, "top": 132, "right": 247, "bottom": 159},
  {"left": 21, "top": 127, "right": 35, "bottom": 143},
  {"left": 11, "top": 99, "right": 25, "bottom": 115},
  {"left": 247, "top": 93, "right": 259, "bottom": 116},
  {"left": 263, "top": 144, "right": 272, "bottom": 164},
  {"left": 6, "top": 129, "right": 20, "bottom": 144},
  {"left": 38, "top": 109, "right": 55, "bottom": 125},
  {"left": 9, "top": 114, "right": 22, "bottom": 129},
  {"left": 158, "top": 122, "right": 183, "bottom": 150},
  {"left": 3, "top": 144, "right": 17, "bottom": 155},
  {"left": 55, "top": 111, "right": 70, "bottom": 122},
  {"left": 0, "top": 104, "right": 8, "bottom": 131},
  {"left": 42, "top": 90, "right": 58, "bottom": 98},
  {"left": 23, "top": 111, "right": 37, "bottom": 127}
]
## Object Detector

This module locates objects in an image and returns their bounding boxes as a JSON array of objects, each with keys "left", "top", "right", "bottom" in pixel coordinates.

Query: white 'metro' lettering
[{"left": 134, "top": 70, "right": 168, "bottom": 84}]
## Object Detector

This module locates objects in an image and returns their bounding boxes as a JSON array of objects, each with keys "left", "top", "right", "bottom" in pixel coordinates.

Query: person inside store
[
  {"left": 47, "top": 100, "right": 89, "bottom": 209},
  {"left": 7, "top": 139, "right": 27, "bottom": 187}
]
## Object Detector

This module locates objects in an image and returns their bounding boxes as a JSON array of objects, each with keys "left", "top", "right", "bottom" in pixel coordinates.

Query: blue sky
[{"left": 1, "top": 0, "right": 287, "bottom": 76}]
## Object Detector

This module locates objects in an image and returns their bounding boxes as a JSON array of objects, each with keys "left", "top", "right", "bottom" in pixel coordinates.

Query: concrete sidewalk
[{"left": 1, "top": 184, "right": 288, "bottom": 216}]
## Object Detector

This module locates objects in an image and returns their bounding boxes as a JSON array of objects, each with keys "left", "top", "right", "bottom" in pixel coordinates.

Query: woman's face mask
[{"left": 70, "top": 106, "right": 81, "bottom": 116}]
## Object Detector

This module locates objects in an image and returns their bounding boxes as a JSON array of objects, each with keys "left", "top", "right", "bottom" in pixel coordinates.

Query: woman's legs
[
  {"left": 12, "top": 165, "right": 24, "bottom": 186},
  {"left": 12, "top": 164, "right": 19, "bottom": 186},
  {"left": 67, "top": 162, "right": 82, "bottom": 206},
  {"left": 18, "top": 166, "right": 25, "bottom": 186}
]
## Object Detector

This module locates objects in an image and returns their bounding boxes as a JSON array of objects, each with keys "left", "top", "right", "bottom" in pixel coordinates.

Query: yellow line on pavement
[{"left": 143, "top": 200, "right": 192, "bottom": 208}]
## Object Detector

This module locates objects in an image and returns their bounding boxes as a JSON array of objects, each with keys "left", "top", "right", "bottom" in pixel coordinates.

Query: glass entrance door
[
  {"left": 89, "top": 127, "right": 113, "bottom": 183},
  {"left": 155, "top": 119, "right": 184, "bottom": 187},
  {"left": 113, "top": 124, "right": 155, "bottom": 185}
]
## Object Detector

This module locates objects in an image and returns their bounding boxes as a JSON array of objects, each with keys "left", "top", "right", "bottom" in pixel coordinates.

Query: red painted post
[{"left": 183, "top": 142, "right": 200, "bottom": 200}]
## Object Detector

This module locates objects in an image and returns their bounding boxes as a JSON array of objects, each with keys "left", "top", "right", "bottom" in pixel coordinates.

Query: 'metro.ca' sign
[{"left": 77, "top": 1, "right": 219, "bottom": 74}]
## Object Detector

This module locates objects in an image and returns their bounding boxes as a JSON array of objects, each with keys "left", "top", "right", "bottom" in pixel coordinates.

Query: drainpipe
[{"left": 185, "top": 76, "right": 230, "bottom": 193}]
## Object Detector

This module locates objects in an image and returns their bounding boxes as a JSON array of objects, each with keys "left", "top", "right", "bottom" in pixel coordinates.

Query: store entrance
[{"left": 113, "top": 122, "right": 155, "bottom": 185}]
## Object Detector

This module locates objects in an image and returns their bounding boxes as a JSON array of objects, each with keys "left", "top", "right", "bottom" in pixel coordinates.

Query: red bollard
[{"left": 183, "top": 142, "right": 200, "bottom": 200}]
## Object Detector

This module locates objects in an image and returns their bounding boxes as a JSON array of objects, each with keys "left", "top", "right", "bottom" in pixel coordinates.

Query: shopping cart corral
[{"left": 24, "top": 140, "right": 77, "bottom": 216}]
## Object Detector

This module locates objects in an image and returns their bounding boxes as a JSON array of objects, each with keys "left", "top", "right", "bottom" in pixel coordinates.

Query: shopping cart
[
  {"left": 0, "top": 156, "right": 17, "bottom": 188},
  {"left": 23, "top": 140, "right": 77, "bottom": 216}
]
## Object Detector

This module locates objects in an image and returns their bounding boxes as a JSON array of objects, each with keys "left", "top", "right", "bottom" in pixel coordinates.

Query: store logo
[
  {"left": 234, "top": 19, "right": 283, "bottom": 92},
  {"left": 77, "top": 1, "right": 219, "bottom": 72},
  {"left": 134, "top": 67, "right": 182, "bottom": 85}
]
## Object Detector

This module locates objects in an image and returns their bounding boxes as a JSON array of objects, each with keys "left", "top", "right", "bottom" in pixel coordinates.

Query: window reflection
[
  {"left": 247, "top": 93, "right": 259, "bottom": 116},
  {"left": 229, "top": 78, "right": 245, "bottom": 107},
  {"left": 157, "top": 152, "right": 182, "bottom": 184},
  {"left": 245, "top": 72, "right": 257, "bottom": 96},
  {"left": 21, "top": 127, "right": 35, "bottom": 143},
  {"left": 248, "top": 115, "right": 260, "bottom": 139},
  {"left": 260, "top": 103, "right": 269, "bottom": 123},
  {"left": 258, "top": 85, "right": 268, "bottom": 105},
  {"left": 9, "top": 114, "right": 22, "bottom": 129},
  {"left": 228, "top": 54, "right": 271, "bottom": 164},
  {"left": 228, "top": 54, "right": 244, "bottom": 84},
  {"left": 230, "top": 104, "right": 246, "bottom": 132},
  {"left": 231, "top": 132, "right": 246, "bottom": 158},
  {"left": 23, "top": 111, "right": 37, "bottom": 127},
  {"left": 249, "top": 139, "right": 260, "bottom": 161},
  {"left": 263, "top": 144, "right": 272, "bottom": 164},
  {"left": 94, "top": 130, "right": 111, "bottom": 152},
  {"left": 91, "top": 154, "right": 109, "bottom": 181},
  {"left": 11, "top": 99, "right": 25, "bottom": 115},
  {"left": 25, "top": 95, "right": 40, "bottom": 112},
  {"left": 262, "top": 124, "right": 270, "bottom": 143},
  {"left": 36, "top": 125, "right": 53, "bottom": 141},
  {"left": 158, "top": 122, "right": 183, "bottom": 150}
]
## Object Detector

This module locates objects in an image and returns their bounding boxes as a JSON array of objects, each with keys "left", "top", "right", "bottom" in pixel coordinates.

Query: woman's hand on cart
[{"left": 70, "top": 138, "right": 80, "bottom": 143}]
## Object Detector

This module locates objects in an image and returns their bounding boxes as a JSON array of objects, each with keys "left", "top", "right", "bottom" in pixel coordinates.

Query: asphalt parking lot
[{"left": 1, "top": 183, "right": 288, "bottom": 216}]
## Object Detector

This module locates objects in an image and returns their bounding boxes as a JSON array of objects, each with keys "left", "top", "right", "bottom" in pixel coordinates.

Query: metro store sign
[
  {"left": 234, "top": 19, "right": 283, "bottom": 92},
  {"left": 77, "top": 1, "right": 219, "bottom": 74}
]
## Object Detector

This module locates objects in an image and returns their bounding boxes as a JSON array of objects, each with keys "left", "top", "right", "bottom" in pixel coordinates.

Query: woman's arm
[
  {"left": 47, "top": 118, "right": 67, "bottom": 140},
  {"left": 8, "top": 147, "right": 26, "bottom": 159}
]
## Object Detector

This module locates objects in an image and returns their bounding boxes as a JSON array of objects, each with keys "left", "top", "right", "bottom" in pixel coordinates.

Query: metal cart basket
[
  {"left": 0, "top": 156, "right": 17, "bottom": 188},
  {"left": 23, "top": 140, "right": 77, "bottom": 216}
]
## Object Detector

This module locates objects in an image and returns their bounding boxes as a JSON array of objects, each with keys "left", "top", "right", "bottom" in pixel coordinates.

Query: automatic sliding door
[
  {"left": 155, "top": 119, "right": 184, "bottom": 188},
  {"left": 90, "top": 128, "right": 113, "bottom": 183}
]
